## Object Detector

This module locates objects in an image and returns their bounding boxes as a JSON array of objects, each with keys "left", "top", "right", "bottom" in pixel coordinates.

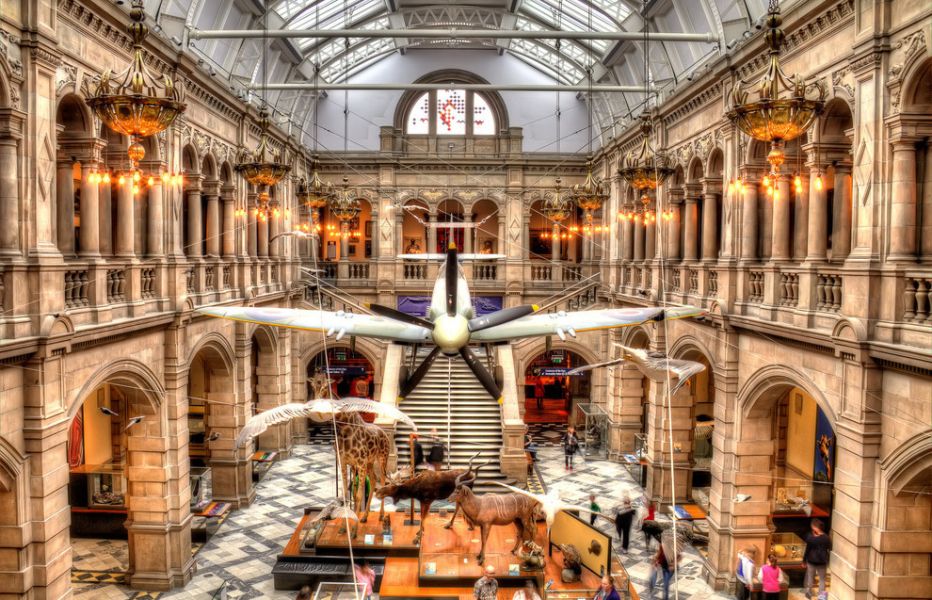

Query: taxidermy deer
[
  {"left": 374, "top": 453, "right": 482, "bottom": 544},
  {"left": 448, "top": 471, "right": 540, "bottom": 564}
]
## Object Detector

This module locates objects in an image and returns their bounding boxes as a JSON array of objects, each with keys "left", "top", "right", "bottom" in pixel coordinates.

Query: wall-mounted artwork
[{"left": 813, "top": 406, "right": 834, "bottom": 482}]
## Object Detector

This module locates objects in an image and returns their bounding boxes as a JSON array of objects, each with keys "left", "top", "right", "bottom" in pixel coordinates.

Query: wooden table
[{"left": 670, "top": 503, "right": 707, "bottom": 521}]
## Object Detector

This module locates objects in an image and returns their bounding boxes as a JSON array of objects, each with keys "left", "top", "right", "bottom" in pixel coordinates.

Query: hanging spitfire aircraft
[{"left": 196, "top": 243, "right": 705, "bottom": 401}]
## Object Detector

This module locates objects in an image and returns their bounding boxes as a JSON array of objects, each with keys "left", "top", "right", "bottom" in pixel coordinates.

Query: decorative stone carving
[
  {"left": 831, "top": 67, "right": 854, "bottom": 101},
  {"left": 56, "top": 64, "right": 78, "bottom": 94},
  {"left": 193, "top": 130, "right": 211, "bottom": 160},
  {"left": 888, "top": 29, "right": 928, "bottom": 115}
]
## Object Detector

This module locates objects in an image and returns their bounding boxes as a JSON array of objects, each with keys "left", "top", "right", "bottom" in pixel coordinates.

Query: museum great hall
[{"left": 0, "top": 0, "right": 930, "bottom": 598}]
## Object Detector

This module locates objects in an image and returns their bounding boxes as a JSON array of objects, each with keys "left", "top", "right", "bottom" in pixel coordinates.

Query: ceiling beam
[
  {"left": 192, "top": 28, "right": 719, "bottom": 43},
  {"left": 251, "top": 82, "right": 655, "bottom": 92}
]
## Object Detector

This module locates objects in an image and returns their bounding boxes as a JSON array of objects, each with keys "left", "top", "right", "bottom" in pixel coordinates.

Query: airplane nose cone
[{"left": 432, "top": 314, "right": 470, "bottom": 355}]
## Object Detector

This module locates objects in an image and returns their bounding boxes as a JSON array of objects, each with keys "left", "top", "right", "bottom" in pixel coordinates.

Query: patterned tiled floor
[{"left": 70, "top": 443, "right": 806, "bottom": 600}]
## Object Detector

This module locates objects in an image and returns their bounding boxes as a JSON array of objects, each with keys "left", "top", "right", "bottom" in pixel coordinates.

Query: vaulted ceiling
[{"left": 147, "top": 0, "right": 778, "bottom": 146}]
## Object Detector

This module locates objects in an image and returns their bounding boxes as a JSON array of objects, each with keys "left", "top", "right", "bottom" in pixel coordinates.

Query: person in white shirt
[
  {"left": 735, "top": 546, "right": 759, "bottom": 600},
  {"left": 512, "top": 580, "right": 542, "bottom": 600}
]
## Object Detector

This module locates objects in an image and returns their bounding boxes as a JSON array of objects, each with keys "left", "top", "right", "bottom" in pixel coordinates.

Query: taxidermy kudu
[
  {"left": 374, "top": 453, "right": 481, "bottom": 545},
  {"left": 448, "top": 470, "right": 540, "bottom": 564}
]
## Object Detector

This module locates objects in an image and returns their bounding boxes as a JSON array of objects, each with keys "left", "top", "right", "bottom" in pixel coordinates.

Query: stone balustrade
[
  {"left": 903, "top": 275, "right": 931, "bottom": 323},
  {"left": 747, "top": 270, "right": 764, "bottom": 303},
  {"left": 780, "top": 272, "right": 799, "bottom": 307},
  {"left": 106, "top": 269, "right": 126, "bottom": 304},
  {"left": 65, "top": 269, "right": 91, "bottom": 309},
  {"left": 403, "top": 261, "right": 428, "bottom": 280},
  {"left": 817, "top": 272, "right": 842, "bottom": 312}
]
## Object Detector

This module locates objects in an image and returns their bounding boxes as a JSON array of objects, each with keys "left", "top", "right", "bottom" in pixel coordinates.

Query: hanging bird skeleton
[
  {"left": 567, "top": 344, "right": 706, "bottom": 396},
  {"left": 234, "top": 396, "right": 417, "bottom": 523}
]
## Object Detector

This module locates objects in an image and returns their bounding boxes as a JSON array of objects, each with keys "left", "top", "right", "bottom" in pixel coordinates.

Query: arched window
[{"left": 405, "top": 89, "right": 498, "bottom": 136}]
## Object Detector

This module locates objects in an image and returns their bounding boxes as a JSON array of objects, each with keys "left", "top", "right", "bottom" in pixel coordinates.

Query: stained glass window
[
  {"left": 472, "top": 94, "right": 495, "bottom": 135},
  {"left": 407, "top": 92, "right": 430, "bottom": 134},
  {"left": 436, "top": 89, "right": 467, "bottom": 135}
]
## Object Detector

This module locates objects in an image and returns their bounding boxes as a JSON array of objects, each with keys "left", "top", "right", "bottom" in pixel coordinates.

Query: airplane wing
[
  {"left": 472, "top": 305, "right": 706, "bottom": 343},
  {"left": 196, "top": 306, "right": 432, "bottom": 343}
]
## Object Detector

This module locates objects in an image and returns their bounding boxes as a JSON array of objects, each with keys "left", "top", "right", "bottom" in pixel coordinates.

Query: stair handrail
[
  {"left": 534, "top": 272, "right": 603, "bottom": 313},
  {"left": 301, "top": 271, "right": 374, "bottom": 316}
]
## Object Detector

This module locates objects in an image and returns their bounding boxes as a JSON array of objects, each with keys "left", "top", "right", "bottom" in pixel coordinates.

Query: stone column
[
  {"left": 147, "top": 172, "right": 164, "bottom": 257},
  {"left": 247, "top": 194, "right": 258, "bottom": 257},
  {"left": 922, "top": 147, "right": 932, "bottom": 261},
  {"left": 645, "top": 382, "right": 694, "bottom": 504},
  {"left": 0, "top": 132, "right": 21, "bottom": 255},
  {"left": 98, "top": 174, "right": 113, "bottom": 256},
  {"left": 338, "top": 220, "right": 348, "bottom": 260},
  {"left": 793, "top": 175, "right": 809, "bottom": 261},
  {"left": 633, "top": 216, "right": 644, "bottom": 262},
  {"left": 115, "top": 173, "right": 135, "bottom": 257},
  {"left": 667, "top": 195, "right": 682, "bottom": 261},
  {"left": 770, "top": 175, "right": 791, "bottom": 261},
  {"left": 832, "top": 165, "right": 853, "bottom": 261},
  {"left": 222, "top": 187, "right": 235, "bottom": 257},
  {"left": 270, "top": 204, "right": 283, "bottom": 258},
  {"left": 79, "top": 163, "right": 101, "bottom": 257},
  {"left": 186, "top": 181, "right": 203, "bottom": 258},
  {"left": 620, "top": 210, "right": 632, "bottom": 261},
  {"left": 427, "top": 212, "right": 438, "bottom": 253},
  {"left": 683, "top": 196, "right": 699, "bottom": 262},
  {"left": 56, "top": 161, "right": 75, "bottom": 256},
  {"left": 740, "top": 180, "right": 758, "bottom": 261},
  {"left": 645, "top": 215, "right": 656, "bottom": 260},
  {"left": 257, "top": 210, "right": 269, "bottom": 258},
  {"left": 889, "top": 140, "right": 917, "bottom": 260},
  {"left": 465, "top": 213, "right": 474, "bottom": 254},
  {"left": 551, "top": 222, "right": 561, "bottom": 261},
  {"left": 806, "top": 166, "right": 827, "bottom": 262},
  {"left": 701, "top": 191, "right": 719, "bottom": 261},
  {"left": 205, "top": 185, "right": 221, "bottom": 257}
]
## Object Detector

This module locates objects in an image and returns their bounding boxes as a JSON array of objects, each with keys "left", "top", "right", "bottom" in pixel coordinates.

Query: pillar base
[{"left": 126, "top": 520, "right": 196, "bottom": 592}]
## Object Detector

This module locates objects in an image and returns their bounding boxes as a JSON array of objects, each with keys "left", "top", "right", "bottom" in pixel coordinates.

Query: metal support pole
[
  {"left": 192, "top": 28, "right": 719, "bottom": 43},
  {"left": 249, "top": 82, "right": 653, "bottom": 93}
]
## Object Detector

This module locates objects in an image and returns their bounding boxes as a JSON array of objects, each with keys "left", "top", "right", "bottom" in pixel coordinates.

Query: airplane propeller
[
  {"left": 367, "top": 303, "right": 435, "bottom": 330},
  {"left": 446, "top": 242, "right": 458, "bottom": 316},
  {"left": 459, "top": 345, "right": 501, "bottom": 400}
]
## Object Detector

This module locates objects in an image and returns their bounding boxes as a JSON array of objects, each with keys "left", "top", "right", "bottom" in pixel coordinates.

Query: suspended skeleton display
[{"left": 567, "top": 344, "right": 706, "bottom": 396}]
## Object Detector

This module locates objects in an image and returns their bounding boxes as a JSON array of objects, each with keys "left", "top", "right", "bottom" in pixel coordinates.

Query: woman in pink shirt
[
  {"left": 758, "top": 553, "right": 785, "bottom": 600},
  {"left": 353, "top": 560, "right": 376, "bottom": 600}
]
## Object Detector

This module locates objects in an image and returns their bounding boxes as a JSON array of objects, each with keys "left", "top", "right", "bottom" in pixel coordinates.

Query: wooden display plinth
[{"left": 274, "top": 507, "right": 638, "bottom": 599}]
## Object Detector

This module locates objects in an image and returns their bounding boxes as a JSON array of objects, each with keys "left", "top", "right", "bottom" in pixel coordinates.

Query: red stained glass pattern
[
  {"left": 437, "top": 89, "right": 466, "bottom": 135},
  {"left": 408, "top": 92, "right": 430, "bottom": 134}
]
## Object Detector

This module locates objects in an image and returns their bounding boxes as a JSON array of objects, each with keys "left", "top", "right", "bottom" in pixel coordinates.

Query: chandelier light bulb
[
  {"left": 815, "top": 175, "right": 824, "bottom": 191},
  {"left": 118, "top": 174, "right": 126, "bottom": 186},
  {"left": 103, "top": 172, "right": 111, "bottom": 184},
  {"left": 147, "top": 176, "right": 154, "bottom": 186},
  {"left": 762, "top": 175, "right": 771, "bottom": 187},
  {"left": 132, "top": 184, "right": 140, "bottom": 195},
  {"left": 161, "top": 172, "right": 169, "bottom": 183},
  {"left": 133, "top": 171, "right": 141, "bottom": 183},
  {"left": 284, "top": 208, "right": 291, "bottom": 219}
]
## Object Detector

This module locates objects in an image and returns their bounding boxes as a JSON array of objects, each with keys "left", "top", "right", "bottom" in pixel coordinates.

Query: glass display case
[
  {"left": 573, "top": 403, "right": 612, "bottom": 458},
  {"left": 312, "top": 582, "right": 367, "bottom": 600},
  {"left": 70, "top": 463, "right": 127, "bottom": 508},
  {"left": 772, "top": 481, "right": 814, "bottom": 515},
  {"left": 190, "top": 466, "right": 212, "bottom": 511},
  {"left": 771, "top": 532, "right": 805, "bottom": 568},
  {"left": 419, "top": 552, "right": 530, "bottom": 581}
]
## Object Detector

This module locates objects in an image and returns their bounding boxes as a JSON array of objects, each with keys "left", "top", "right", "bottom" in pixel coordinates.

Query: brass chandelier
[
  {"left": 236, "top": 112, "right": 291, "bottom": 189},
  {"left": 297, "top": 155, "right": 333, "bottom": 227},
  {"left": 572, "top": 165, "right": 609, "bottom": 225},
  {"left": 329, "top": 177, "right": 361, "bottom": 237},
  {"left": 87, "top": 0, "right": 185, "bottom": 183},
  {"left": 726, "top": 0, "right": 825, "bottom": 185},
  {"left": 542, "top": 177, "right": 572, "bottom": 224},
  {"left": 619, "top": 114, "right": 675, "bottom": 205}
]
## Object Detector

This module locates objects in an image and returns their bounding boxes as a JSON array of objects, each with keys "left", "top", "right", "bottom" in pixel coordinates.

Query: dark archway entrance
[{"left": 523, "top": 349, "right": 590, "bottom": 425}]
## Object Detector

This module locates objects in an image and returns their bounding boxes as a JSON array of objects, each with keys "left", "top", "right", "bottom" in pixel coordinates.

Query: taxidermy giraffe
[{"left": 335, "top": 411, "right": 390, "bottom": 523}]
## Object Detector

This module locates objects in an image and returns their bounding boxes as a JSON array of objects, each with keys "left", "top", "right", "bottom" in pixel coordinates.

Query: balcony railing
[
  {"left": 347, "top": 262, "right": 370, "bottom": 280},
  {"left": 531, "top": 264, "right": 552, "bottom": 281},
  {"left": 780, "top": 272, "right": 799, "bottom": 307},
  {"left": 903, "top": 275, "right": 931, "bottom": 323},
  {"left": 404, "top": 262, "right": 428, "bottom": 280},
  {"left": 205, "top": 266, "right": 216, "bottom": 291},
  {"left": 816, "top": 272, "right": 842, "bottom": 312},
  {"left": 106, "top": 269, "right": 126, "bottom": 303},
  {"left": 141, "top": 267, "right": 156, "bottom": 299},
  {"left": 222, "top": 265, "right": 231, "bottom": 289},
  {"left": 65, "top": 269, "right": 90, "bottom": 309},
  {"left": 708, "top": 270, "right": 718, "bottom": 297},
  {"left": 747, "top": 271, "right": 764, "bottom": 303},
  {"left": 474, "top": 263, "right": 498, "bottom": 281},
  {"left": 688, "top": 269, "right": 699, "bottom": 295}
]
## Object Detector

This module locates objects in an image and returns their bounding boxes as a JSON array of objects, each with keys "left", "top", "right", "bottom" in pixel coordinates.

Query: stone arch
[
  {"left": 668, "top": 335, "right": 720, "bottom": 374},
  {"left": 0, "top": 436, "right": 28, "bottom": 597},
  {"left": 67, "top": 358, "right": 164, "bottom": 420},
  {"left": 0, "top": 58, "right": 11, "bottom": 107},
  {"left": 686, "top": 156, "right": 704, "bottom": 183},
  {"left": 185, "top": 332, "right": 236, "bottom": 375},
  {"left": 56, "top": 93, "right": 94, "bottom": 139},
  {"left": 619, "top": 324, "right": 652, "bottom": 348},
  {"left": 219, "top": 161, "right": 234, "bottom": 185},
  {"left": 515, "top": 339, "right": 602, "bottom": 384},
  {"left": 201, "top": 153, "right": 219, "bottom": 181},
  {"left": 705, "top": 147, "right": 725, "bottom": 177},
  {"left": 736, "top": 363, "right": 836, "bottom": 425},
  {"left": 900, "top": 56, "right": 932, "bottom": 112},
  {"left": 874, "top": 430, "right": 932, "bottom": 598},
  {"left": 181, "top": 144, "right": 200, "bottom": 174},
  {"left": 470, "top": 198, "right": 500, "bottom": 255},
  {"left": 882, "top": 430, "right": 932, "bottom": 497},
  {"left": 299, "top": 338, "right": 384, "bottom": 388}
]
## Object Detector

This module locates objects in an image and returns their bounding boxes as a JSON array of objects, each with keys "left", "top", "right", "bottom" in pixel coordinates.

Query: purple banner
[{"left": 397, "top": 295, "right": 503, "bottom": 317}]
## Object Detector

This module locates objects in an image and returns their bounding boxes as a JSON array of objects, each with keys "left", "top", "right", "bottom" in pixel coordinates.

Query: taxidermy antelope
[
  {"left": 374, "top": 453, "right": 481, "bottom": 545},
  {"left": 448, "top": 471, "right": 540, "bottom": 564}
]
